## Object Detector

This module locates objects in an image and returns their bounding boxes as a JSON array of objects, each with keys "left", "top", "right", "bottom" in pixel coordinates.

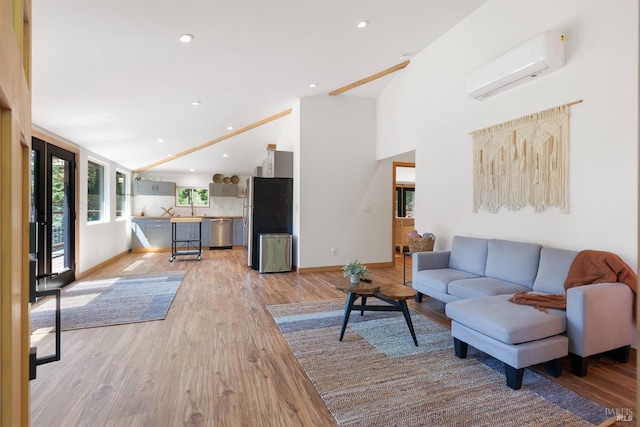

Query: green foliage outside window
[
  {"left": 176, "top": 187, "right": 209, "bottom": 207},
  {"left": 51, "top": 156, "right": 67, "bottom": 244},
  {"left": 87, "top": 160, "right": 103, "bottom": 221}
]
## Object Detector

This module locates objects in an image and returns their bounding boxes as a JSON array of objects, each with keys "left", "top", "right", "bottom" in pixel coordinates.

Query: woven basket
[{"left": 407, "top": 236, "right": 435, "bottom": 253}]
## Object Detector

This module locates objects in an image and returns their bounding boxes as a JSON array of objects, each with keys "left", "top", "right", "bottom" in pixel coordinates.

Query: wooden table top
[
  {"left": 329, "top": 277, "right": 417, "bottom": 301},
  {"left": 329, "top": 277, "right": 380, "bottom": 296},
  {"left": 375, "top": 284, "right": 416, "bottom": 300},
  {"left": 170, "top": 217, "right": 203, "bottom": 223}
]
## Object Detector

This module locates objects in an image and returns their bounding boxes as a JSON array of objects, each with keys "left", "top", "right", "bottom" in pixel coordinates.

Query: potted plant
[{"left": 342, "top": 259, "right": 371, "bottom": 283}]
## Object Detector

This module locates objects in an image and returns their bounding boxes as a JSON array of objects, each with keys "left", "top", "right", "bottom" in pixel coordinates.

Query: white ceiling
[{"left": 32, "top": 0, "right": 484, "bottom": 176}]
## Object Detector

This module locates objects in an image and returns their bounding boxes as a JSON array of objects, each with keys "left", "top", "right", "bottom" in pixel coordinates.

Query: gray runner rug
[{"left": 31, "top": 272, "right": 184, "bottom": 331}]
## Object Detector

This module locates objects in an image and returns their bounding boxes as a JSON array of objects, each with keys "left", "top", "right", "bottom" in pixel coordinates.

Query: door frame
[
  {"left": 32, "top": 130, "right": 80, "bottom": 287},
  {"left": 0, "top": 0, "right": 32, "bottom": 423},
  {"left": 31, "top": 136, "right": 77, "bottom": 289},
  {"left": 391, "top": 161, "right": 415, "bottom": 267}
]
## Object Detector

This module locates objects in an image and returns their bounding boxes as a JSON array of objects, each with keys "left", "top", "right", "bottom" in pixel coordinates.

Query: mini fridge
[{"left": 258, "top": 233, "right": 292, "bottom": 273}]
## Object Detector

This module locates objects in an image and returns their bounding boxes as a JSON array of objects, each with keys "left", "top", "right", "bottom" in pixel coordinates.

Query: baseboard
[
  {"left": 298, "top": 261, "right": 393, "bottom": 274},
  {"left": 76, "top": 249, "right": 131, "bottom": 279},
  {"left": 131, "top": 247, "right": 171, "bottom": 253}
]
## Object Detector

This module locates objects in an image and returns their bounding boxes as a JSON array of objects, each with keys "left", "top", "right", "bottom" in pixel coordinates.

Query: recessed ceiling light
[
  {"left": 227, "top": 126, "right": 233, "bottom": 130},
  {"left": 158, "top": 138, "right": 165, "bottom": 143},
  {"left": 398, "top": 53, "right": 413, "bottom": 61},
  {"left": 167, "top": 153, "right": 174, "bottom": 158},
  {"left": 191, "top": 101, "right": 201, "bottom": 106},
  {"left": 179, "top": 34, "right": 194, "bottom": 43},
  {"left": 189, "top": 168, "right": 195, "bottom": 172},
  {"left": 309, "top": 83, "right": 317, "bottom": 88},
  {"left": 223, "top": 153, "right": 229, "bottom": 158},
  {"left": 357, "top": 20, "right": 369, "bottom": 29}
]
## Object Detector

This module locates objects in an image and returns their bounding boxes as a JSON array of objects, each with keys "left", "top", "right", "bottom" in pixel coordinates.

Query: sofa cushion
[
  {"left": 533, "top": 247, "right": 578, "bottom": 294},
  {"left": 445, "top": 294, "right": 566, "bottom": 345},
  {"left": 484, "top": 239, "right": 542, "bottom": 288},
  {"left": 413, "top": 268, "right": 481, "bottom": 294},
  {"left": 448, "top": 277, "right": 531, "bottom": 299},
  {"left": 448, "top": 236, "right": 489, "bottom": 276}
]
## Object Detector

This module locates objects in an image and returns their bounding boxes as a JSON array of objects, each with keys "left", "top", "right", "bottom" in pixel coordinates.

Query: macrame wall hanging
[{"left": 470, "top": 100, "right": 581, "bottom": 214}]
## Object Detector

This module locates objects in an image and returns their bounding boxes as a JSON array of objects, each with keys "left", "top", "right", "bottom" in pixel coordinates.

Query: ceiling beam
[
  {"left": 133, "top": 108, "right": 293, "bottom": 173},
  {"left": 328, "top": 60, "right": 410, "bottom": 96}
]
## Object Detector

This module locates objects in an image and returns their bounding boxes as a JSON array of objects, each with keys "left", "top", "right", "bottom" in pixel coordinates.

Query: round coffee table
[{"left": 330, "top": 277, "right": 418, "bottom": 346}]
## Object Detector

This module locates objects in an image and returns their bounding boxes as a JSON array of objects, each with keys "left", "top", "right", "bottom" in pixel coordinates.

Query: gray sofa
[{"left": 412, "top": 236, "right": 636, "bottom": 389}]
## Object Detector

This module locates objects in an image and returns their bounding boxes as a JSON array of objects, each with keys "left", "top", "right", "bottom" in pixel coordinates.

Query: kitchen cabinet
[
  {"left": 133, "top": 180, "right": 175, "bottom": 196},
  {"left": 132, "top": 217, "right": 211, "bottom": 250},
  {"left": 131, "top": 218, "right": 146, "bottom": 249},
  {"left": 209, "top": 183, "right": 238, "bottom": 197},
  {"left": 261, "top": 150, "right": 293, "bottom": 178},
  {"left": 201, "top": 219, "right": 210, "bottom": 247},
  {"left": 232, "top": 218, "right": 244, "bottom": 245},
  {"left": 145, "top": 218, "right": 172, "bottom": 247}
]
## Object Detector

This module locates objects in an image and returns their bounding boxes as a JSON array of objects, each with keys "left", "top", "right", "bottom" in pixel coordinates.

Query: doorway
[
  {"left": 392, "top": 161, "right": 415, "bottom": 267},
  {"left": 31, "top": 137, "right": 76, "bottom": 290}
]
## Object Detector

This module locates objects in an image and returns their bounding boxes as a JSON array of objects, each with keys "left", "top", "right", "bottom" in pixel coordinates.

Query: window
[
  {"left": 87, "top": 160, "right": 104, "bottom": 222},
  {"left": 396, "top": 186, "right": 415, "bottom": 218},
  {"left": 176, "top": 187, "right": 209, "bottom": 208},
  {"left": 116, "top": 170, "right": 127, "bottom": 217}
]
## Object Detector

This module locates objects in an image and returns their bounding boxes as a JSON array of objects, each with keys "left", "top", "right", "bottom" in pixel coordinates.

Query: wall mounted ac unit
[{"left": 467, "top": 31, "right": 565, "bottom": 101}]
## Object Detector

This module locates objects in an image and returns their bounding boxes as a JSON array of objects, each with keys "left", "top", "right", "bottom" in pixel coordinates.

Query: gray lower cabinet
[
  {"left": 134, "top": 180, "right": 175, "bottom": 196},
  {"left": 132, "top": 217, "right": 211, "bottom": 249},
  {"left": 145, "top": 219, "right": 171, "bottom": 247},
  {"left": 131, "top": 218, "right": 146, "bottom": 249},
  {"left": 201, "top": 220, "right": 210, "bottom": 247},
  {"left": 232, "top": 218, "right": 244, "bottom": 245}
]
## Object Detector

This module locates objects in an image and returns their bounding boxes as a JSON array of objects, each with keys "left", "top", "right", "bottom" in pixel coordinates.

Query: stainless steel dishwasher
[{"left": 209, "top": 218, "right": 233, "bottom": 249}]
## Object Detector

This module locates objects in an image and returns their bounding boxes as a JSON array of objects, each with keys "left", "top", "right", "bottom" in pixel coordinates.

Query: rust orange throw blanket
[
  {"left": 509, "top": 250, "right": 637, "bottom": 314},
  {"left": 564, "top": 250, "right": 637, "bottom": 294},
  {"left": 508, "top": 292, "right": 566, "bottom": 313}
]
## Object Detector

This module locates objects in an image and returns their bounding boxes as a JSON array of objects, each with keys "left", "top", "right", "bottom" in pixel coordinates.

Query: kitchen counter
[
  {"left": 131, "top": 216, "right": 244, "bottom": 251},
  {"left": 170, "top": 217, "right": 203, "bottom": 223},
  {"left": 134, "top": 215, "right": 242, "bottom": 219}
]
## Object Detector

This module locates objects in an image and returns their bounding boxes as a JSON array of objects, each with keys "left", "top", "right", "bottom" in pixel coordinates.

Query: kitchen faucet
[{"left": 190, "top": 189, "right": 195, "bottom": 217}]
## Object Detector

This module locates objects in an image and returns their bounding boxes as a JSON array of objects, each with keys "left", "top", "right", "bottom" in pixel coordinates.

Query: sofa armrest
[
  {"left": 412, "top": 251, "right": 450, "bottom": 274},
  {"left": 566, "top": 282, "right": 636, "bottom": 357}
]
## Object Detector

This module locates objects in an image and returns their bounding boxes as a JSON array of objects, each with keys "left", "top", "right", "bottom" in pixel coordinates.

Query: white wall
[
  {"left": 276, "top": 99, "right": 301, "bottom": 265},
  {"left": 378, "top": 0, "right": 638, "bottom": 269},
  {"left": 78, "top": 149, "right": 132, "bottom": 274},
  {"left": 298, "top": 95, "right": 391, "bottom": 269}
]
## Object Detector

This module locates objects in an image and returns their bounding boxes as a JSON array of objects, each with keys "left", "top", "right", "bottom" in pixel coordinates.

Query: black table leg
[
  {"left": 339, "top": 292, "right": 358, "bottom": 341},
  {"left": 399, "top": 300, "right": 418, "bottom": 346},
  {"left": 403, "top": 252, "right": 407, "bottom": 285},
  {"left": 360, "top": 296, "right": 367, "bottom": 316}
]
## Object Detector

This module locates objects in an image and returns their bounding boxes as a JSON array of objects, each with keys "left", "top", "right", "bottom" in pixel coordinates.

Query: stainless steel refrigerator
[{"left": 243, "top": 177, "right": 293, "bottom": 270}]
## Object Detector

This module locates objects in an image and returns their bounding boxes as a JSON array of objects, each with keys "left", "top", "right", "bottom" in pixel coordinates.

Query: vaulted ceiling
[{"left": 32, "top": 0, "right": 485, "bottom": 175}]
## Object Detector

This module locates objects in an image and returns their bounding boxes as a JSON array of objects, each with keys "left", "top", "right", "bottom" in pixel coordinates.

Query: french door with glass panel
[{"left": 31, "top": 137, "right": 76, "bottom": 290}]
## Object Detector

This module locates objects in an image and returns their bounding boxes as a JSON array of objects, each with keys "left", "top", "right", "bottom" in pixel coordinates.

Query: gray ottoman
[{"left": 445, "top": 294, "right": 569, "bottom": 390}]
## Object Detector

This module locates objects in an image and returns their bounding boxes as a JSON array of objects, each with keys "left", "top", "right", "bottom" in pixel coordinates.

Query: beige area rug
[
  {"left": 268, "top": 299, "right": 614, "bottom": 427},
  {"left": 31, "top": 272, "right": 185, "bottom": 331}
]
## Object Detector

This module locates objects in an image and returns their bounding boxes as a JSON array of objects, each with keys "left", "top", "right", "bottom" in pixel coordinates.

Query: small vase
[{"left": 350, "top": 274, "right": 360, "bottom": 284}]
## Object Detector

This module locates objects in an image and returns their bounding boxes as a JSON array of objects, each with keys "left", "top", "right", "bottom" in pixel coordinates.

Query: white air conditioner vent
[{"left": 467, "top": 32, "right": 565, "bottom": 101}]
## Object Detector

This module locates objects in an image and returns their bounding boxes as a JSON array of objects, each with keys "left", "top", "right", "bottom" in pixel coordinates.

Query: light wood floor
[{"left": 30, "top": 249, "right": 636, "bottom": 426}]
